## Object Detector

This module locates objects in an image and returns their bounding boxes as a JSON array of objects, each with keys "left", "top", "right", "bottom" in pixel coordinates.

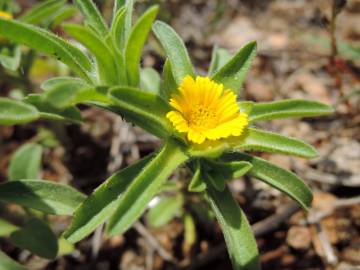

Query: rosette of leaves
[{"left": 0, "top": 0, "right": 333, "bottom": 269}]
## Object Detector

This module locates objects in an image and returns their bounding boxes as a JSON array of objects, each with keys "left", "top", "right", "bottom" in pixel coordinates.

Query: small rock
[{"left": 286, "top": 226, "right": 312, "bottom": 250}]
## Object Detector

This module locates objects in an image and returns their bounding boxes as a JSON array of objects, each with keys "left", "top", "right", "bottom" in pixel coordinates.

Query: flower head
[
  {"left": 0, "top": 11, "right": 12, "bottom": 20},
  {"left": 166, "top": 76, "right": 248, "bottom": 144}
]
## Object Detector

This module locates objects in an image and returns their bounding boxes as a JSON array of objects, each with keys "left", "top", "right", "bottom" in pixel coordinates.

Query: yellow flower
[
  {"left": 166, "top": 75, "right": 248, "bottom": 144},
  {"left": 0, "top": 11, "right": 12, "bottom": 20}
]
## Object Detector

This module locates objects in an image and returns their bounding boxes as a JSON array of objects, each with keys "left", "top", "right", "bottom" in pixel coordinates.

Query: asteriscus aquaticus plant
[{"left": 166, "top": 75, "right": 248, "bottom": 144}]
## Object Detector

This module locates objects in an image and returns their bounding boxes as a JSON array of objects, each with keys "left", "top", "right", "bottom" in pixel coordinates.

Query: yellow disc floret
[
  {"left": 166, "top": 75, "right": 248, "bottom": 144},
  {"left": 0, "top": 11, "right": 12, "bottom": 20}
]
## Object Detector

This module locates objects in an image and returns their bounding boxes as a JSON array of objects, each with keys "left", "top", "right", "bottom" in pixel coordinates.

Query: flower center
[{"left": 187, "top": 104, "right": 218, "bottom": 130}]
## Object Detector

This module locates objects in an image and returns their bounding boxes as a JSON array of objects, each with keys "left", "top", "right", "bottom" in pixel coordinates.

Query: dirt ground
[{"left": 0, "top": 0, "right": 359, "bottom": 269}]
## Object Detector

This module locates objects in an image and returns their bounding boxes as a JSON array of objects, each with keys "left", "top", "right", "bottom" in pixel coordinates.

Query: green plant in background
[{"left": 0, "top": 0, "right": 333, "bottom": 269}]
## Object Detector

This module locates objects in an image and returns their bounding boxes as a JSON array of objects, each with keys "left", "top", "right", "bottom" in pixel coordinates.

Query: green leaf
[
  {"left": 248, "top": 99, "right": 334, "bottom": 123},
  {"left": 19, "top": 0, "right": 66, "bottom": 25},
  {"left": 188, "top": 162, "right": 206, "bottom": 192},
  {"left": 0, "top": 179, "right": 86, "bottom": 215},
  {"left": 0, "top": 98, "right": 39, "bottom": 125},
  {"left": 123, "top": 0, "right": 134, "bottom": 44},
  {"left": 212, "top": 41, "right": 256, "bottom": 94},
  {"left": 208, "top": 46, "right": 232, "bottom": 76},
  {"left": 221, "top": 152, "right": 313, "bottom": 209},
  {"left": 228, "top": 128, "right": 318, "bottom": 158},
  {"left": 74, "top": 0, "right": 108, "bottom": 37},
  {"left": 8, "top": 143, "right": 42, "bottom": 181},
  {"left": 140, "top": 67, "right": 161, "bottom": 94},
  {"left": 0, "top": 218, "right": 18, "bottom": 237},
  {"left": 111, "top": 6, "right": 126, "bottom": 52},
  {"left": 109, "top": 86, "right": 173, "bottom": 139},
  {"left": 63, "top": 154, "right": 153, "bottom": 243},
  {"left": 147, "top": 195, "right": 183, "bottom": 227},
  {"left": 152, "top": 21, "right": 195, "bottom": 85},
  {"left": 49, "top": 6, "right": 78, "bottom": 28},
  {"left": 41, "top": 77, "right": 88, "bottom": 91},
  {"left": 205, "top": 185, "right": 260, "bottom": 270},
  {"left": 125, "top": 6, "right": 159, "bottom": 86},
  {"left": 63, "top": 24, "right": 118, "bottom": 85},
  {"left": 0, "top": 251, "right": 26, "bottom": 270},
  {"left": 10, "top": 218, "right": 58, "bottom": 259},
  {"left": 107, "top": 140, "right": 188, "bottom": 236},
  {"left": 161, "top": 59, "right": 178, "bottom": 100},
  {"left": 0, "top": 18, "right": 93, "bottom": 81},
  {"left": 23, "top": 94, "right": 82, "bottom": 123},
  {"left": 44, "top": 81, "right": 88, "bottom": 109},
  {"left": 203, "top": 160, "right": 252, "bottom": 192},
  {"left": 113, "top": 0, "right": 126, "bottom": 20}
]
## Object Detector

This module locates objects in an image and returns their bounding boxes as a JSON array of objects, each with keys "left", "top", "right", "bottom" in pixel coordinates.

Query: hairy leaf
[
  {"left": 107, "top": 140, "right": 188, "bottom": 235},
  {"left": 212, "top": 41, "right": 256, "bottom": 94},
  {"left": 248, "top": 99, "right": 334, "bottom": 122},
  {"left": 109, "top": 86, "right": 173, "bottom": 139},
  {"left": 152, "top": 21, "right": 195, "bottom": 85},
  {"left": 222, "top": 152, "right": 313, "bottom": 209},
  {"left": 63, "top": 155, "right": 153, "bottom": 243},
  {"left": 19, "top": 0, "right": 66, "bottom": 25},
  {"left": 208, "top": 46, "right": 232, "bottom": 76},
  {"left": 63, "top": 24, "right": 118, "bottom": 85},
  {"left": 228, "top": 128, "right": 318, "bottom": 158},
  {"left": 74, "top": 0, "right": 108, "bottom": 37},
  {"left": 0, "top": 98, "right": 39, "bottom": 125},
  {"left": 126, "top": 6, "right": 158, "bottom": 86},
  {"left": 205, "top": 185, "right": 260, "bottom": 270},
  {"left": 0, "top": 180, "right": 86, "bottom": 215},
  {"left": 24, "top": 94, "right": 82, "bottom": 123},
  {"left": 0, "top": 18, "right": 93, "bottom": 81}
]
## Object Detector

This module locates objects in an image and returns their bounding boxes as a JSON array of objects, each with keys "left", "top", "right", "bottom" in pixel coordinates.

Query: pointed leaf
[
  {"left": 23, "top": 94, "right": 82, "bottom": 123},
  {"left": 113, "top": 0, "right": 126, "bottom": 20},
  {"left": 228, "top": 128, "right": 318, "bottom": 158},
  {"left": 152, "top": 21, "right": 195, "bottom": 85},
  {"left": 111, "top": 6, "right": 127, "bottom": 51},
  {"left": 0, "top": 46, "right": 21, "bottom": 71},
  {"left": 248, "top": 99, "right": 334, "bottom": 123},
  {"left": 125, "top": 6, "right": 158, "bottom": 86},
  {"left": 208, "top": 46, "right": 232, "bottom": 76},
  {"left": 63, "top": 24, "right": 118, "bottom": 85},
  {"left": 8, "top": 143, "right": 42, "bottom": 181},
  {"left": 205, "top": 160, "right": 253, "bottom": 180},
  {"left": 0, "top": 180, "right": 86, "bottom": 215},
  {"left": 19, "top": 0, "right": 66, "bottom": 25},
  {"left": 205, "top": 185, "right": 260, "bottom": 270},
  {"left": 109, "top": 86, "right": 173, "bottom": 139},
  {"left": 0, "top": 98, "right": 39, "bottom": 125},
  {"left": 63, "top": 154, "right": 153, "bottom": 243},
  {"left": 41, "top": 77, "right": 88, "bottom": 91},
  {"left": 222, "top": 152, "right": 313, "bottom": 209},
  {"left": 74, "top": 0, "right": 108, "bottom": 37},
  {"left": 0, "top": 18, "right": 93, "bottom": 81},
  {"left": 161, "top": 59, "right": 178, "bottom": 100},
  {"left": 212, "top": 41, "right": 256, "bottom": 94},
  {"left": 107, "top": 140, "right": 188, "bottom": 235},
  {"left": 10, "top": 218, "right": 58, "bottom": 259},
  {"left": 188, "top": 162, "right": 206, "bottom": 192}
]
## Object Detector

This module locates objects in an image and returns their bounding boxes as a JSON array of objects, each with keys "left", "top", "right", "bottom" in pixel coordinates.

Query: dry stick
[
  {"left": 179, "top": 201, "right": 300, "bottom": 270},
  {"left": 133, "top": 221, "right": 176, "bottom": 263},
  {"left": 91, "top": 116, "right": 124, "bottom": 260}
]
